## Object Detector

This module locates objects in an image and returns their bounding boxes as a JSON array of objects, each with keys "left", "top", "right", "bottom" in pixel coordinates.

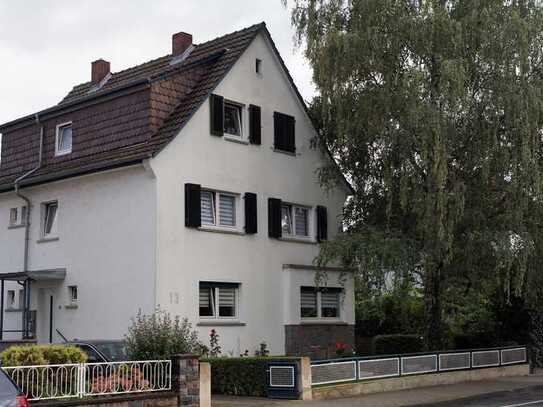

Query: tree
[{"left": 288, "top": 0, "right": 543, "bottom": 349}]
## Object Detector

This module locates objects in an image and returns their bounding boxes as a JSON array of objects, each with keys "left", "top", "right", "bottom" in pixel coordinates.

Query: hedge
[
  {"left": 202, "top": 357, "right": 298, "bottom": 397},
  {"left": 0, "top": 345, "right": 87, "bottom": 367},
  {"left": 372, "top": 334, "right": 424, "bottom": 355}
]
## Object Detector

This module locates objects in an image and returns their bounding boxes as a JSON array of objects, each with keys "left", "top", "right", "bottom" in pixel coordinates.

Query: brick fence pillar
[{"left": 171, "top": 354, "right": 200, "bottom": 406}]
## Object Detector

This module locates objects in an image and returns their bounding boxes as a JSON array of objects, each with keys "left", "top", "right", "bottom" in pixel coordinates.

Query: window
[
  {"left": 300, "top": 288, "right": 317, "bottom": 318},
  {"left": 300, "top": 287, "right": 342, "bottom": 319},
  {"left": 224, "top": 103, "right": 242, "bottom": 137},
  {"left": 9, "top": 206, "right": 27, "bottom": 227},
  {"left": 9, "top": 208, "right": 18, "bottom": 226},
  {"left": 199, "top": 282, "right": 239, "bottom": 319},
  {"left": 42, "top": 201, "right": 58, "bottom": 238},
  {"left": 69, "top": 286, "right": 78, "bottom": 303},
  {"left": 281, "top": 204, "right": 309, "bottom": 238},
  {"left": 255, "top": 58, "right": 262, "bottom": 74},
  {"left": 18, "top": 289, "right": 24, "bottom": 309},
  {"left": 55, "top": 123, "right": 72, "bottom": 156},
  {"left": 7, "top": 290, "right": 15, "bottom": 309},
  {"left": 200, "top": 190, "right": 237, "bottom": 228}
]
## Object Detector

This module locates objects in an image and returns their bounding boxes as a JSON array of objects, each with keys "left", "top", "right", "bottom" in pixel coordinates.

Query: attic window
[
  {"left": 224, "top": 103, "right": 242, "bottom": 137},
  {"left": 256, "top": 59, "right": 262, "bottom": 75},
  {"left": 55, "top": 123, "right": 72, "bottom": 156}
]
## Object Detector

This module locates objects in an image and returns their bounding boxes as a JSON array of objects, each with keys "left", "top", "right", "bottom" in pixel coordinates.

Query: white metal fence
[
  {"left": 311, "top": 346, "right": 527, "bottom": 386},
  {"left": 3, "top": 360, "right": 171, "bottom": 401}
]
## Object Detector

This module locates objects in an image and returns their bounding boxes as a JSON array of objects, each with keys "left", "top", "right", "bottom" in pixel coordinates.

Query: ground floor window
[
  {"left": 199, "top": 282, "right": 239, "bottom": 319},
  {"left": 300, "top": 287, "right": 342, "bottom": 319}
]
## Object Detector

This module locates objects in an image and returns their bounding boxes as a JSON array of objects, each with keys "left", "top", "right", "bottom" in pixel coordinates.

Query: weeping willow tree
[{"left": 288, "top": 0, "right": 543, "bottom": 348}]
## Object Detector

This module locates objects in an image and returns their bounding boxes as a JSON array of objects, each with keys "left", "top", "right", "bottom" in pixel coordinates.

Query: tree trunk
[{"left": 424, "top": 262, "right": 443, "bottom": 350}]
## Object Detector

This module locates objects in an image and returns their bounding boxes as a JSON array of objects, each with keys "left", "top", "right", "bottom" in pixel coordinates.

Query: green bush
[
  {"left": 125, "top": 309, "right": 200, "bottom": 360},
  {"left": 203, "top": 357, "right": 295, "bottom": 397},
  {"left": 1, "top": 345, "right": 87, "bottom": 367},
  {"left": 372, "top": 334, "right": 424, "bottom": 355}
]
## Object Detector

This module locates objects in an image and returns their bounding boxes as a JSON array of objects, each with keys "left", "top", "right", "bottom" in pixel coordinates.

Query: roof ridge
[{"left": 59, "top": 22, "right": 266, "bottom": 105}]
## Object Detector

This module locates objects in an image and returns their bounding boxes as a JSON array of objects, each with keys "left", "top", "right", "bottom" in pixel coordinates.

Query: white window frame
[
  {"left": 68, "top": 286, "right": 78, "bottom": 304},
  {"left": 55, "top": 122, "right": 73, "bottom": 156},
  {"left": 41, "top": 201, "right": 59, "bottom": 239},
  {"left": 281, "top": 203, "right": 312, "bottom": 239},
  {"left": 200, "top": 189, "right": 240, "bottom": 231},
  {"left": 9, "top": 208, "right": 18, "bottom": 227},
  {"left": 300, "top": 287, "right": 342, "bottom": 321},
  {"left": 9, "top": 206, "right": 27, "bottom": 227},
  {"left": 199, "top": 283, "right": 240, "bottom": 320},
  {"left": 223, "top": 101, "right": 244, "bottom": 139},
  {"left": 6, "top": 290, "right": 15, "bottom": 309},
  {"left": 18, "top": 289, "right": 24, "bottom": 309}
]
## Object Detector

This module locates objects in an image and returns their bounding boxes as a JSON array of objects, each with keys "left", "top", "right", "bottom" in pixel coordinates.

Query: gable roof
[{"left": 0, "top": 22, "right": 354, "bottom": 194}]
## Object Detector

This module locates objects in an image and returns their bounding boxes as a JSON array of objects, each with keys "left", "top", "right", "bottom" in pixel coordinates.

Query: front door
[{"left": 37, "top": 288, "right": 56, "bottom": 343}]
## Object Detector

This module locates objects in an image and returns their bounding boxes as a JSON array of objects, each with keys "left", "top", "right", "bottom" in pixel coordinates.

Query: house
[{"left": 0, "top": 23, "right": 354, "bottom": 356}]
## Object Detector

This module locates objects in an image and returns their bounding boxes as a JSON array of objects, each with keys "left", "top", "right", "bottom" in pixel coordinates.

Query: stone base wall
[
  {"left": 312, "top": 363, "right": 531, "bottom": 400},
  {"left": 285, "top": 324, "right": 355, "bottom": 358},
  {"left": 33, "top": 392, "right": 178, "bottom": 407}
]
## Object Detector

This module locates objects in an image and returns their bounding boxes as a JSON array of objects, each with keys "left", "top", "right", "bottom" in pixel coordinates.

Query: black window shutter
[
  {"left": 316, "top": 205, "right": 328, "bottom": 242},
  {"left": 286, "top": 115, "right": 296, "bottom": 153},
  {"left": 273, "top": 112, "right": 284, "bottom": 151},
  {"left": 210, "top": 94, "right": 224, "bottom": 137},
  {"left": 268, "top": 198, "right": 282, "bottom": 238},
  {"left": 244, "top": 192, "right": 258, "bottom": 234},
  {"left": 274, "top": 112, "right": 295, "bottom": 153},
  {"left": 249, "top": 105, "right": 261, "bottom": 145},
  {"left": 185, "top": 183, "right": 201, "bottom": 228}
]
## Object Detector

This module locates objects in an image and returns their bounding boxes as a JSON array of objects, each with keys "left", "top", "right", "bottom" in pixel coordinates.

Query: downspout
[
  {"left": 14, "top": 114, "right": 44, "bottom": 272},
  {"left": 13, "top": 114, "right": 43, "bottom": 339}
]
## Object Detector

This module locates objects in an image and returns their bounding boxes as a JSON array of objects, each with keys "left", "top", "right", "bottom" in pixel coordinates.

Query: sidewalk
[{"left": 212, "top": 374, "right": 543, "bottom": 406}]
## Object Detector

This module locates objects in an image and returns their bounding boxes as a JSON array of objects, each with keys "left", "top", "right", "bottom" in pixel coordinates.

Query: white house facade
[{"left": 0, "top": 23, "right": 354, "bottom": 357}]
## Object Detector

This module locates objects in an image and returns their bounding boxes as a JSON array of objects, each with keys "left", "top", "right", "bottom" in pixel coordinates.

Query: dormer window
[
  {"left": 55, "top": 122, "right": 72, "bottom": 156},
  {"left": 224, "top": 102, "right": 242, "bottom": 137}
]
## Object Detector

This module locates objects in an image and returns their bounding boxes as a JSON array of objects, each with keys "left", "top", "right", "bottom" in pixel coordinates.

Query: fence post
[
  {"left": 298, "top": 357, "right": 312, "bottom": 400},
  {"left": 78, "top": 363, "right": 85, "bottom": 398},
  {"left": 171, "top": 354, "right": 200, "bottom": 407},
  {"left": 199, "top": 362, "right": 211, "bottom": 407}
]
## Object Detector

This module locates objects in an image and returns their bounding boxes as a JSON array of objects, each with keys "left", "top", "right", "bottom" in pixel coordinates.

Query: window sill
[
  {"left": 300, "top": 320, "right": 346, "bottom": 326},
  {"left": 197, "top": 321, "right": 246, "bottom": 327},
  {"left": 273, "top": 148, "right": 297, "bottom": 157},
  {"left": 279, "top": 236, "right": 316, "bottom": 245},
  {"left": 224, "top": 135, "right": 249, "bottom": 145},
  {"left": 37, "top": 236, "right": 59, "bottom": 244},
  {"left": 7, "top": 224, "right": 26, "bottom": 230},
  {"left": 55, "top": 150, "right": 72, "bottom": 157},
  {"left": 5, "top": 308, "right": 23, "bottom": 313},
  {"left": 65, "top": 304, "right": 78, "bottom": 309},
  {"left": 198, "top": 226, "right": 244, "bottom": 236}
]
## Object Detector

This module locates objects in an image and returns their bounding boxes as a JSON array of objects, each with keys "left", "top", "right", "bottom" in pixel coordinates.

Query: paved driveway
[{"left": 212, "top": 375, "right": 543, "bottom": 407}]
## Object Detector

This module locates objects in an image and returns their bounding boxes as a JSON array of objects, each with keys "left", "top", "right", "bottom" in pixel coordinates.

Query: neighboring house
[{"left": 0, "top": 22, "right": 354, "bottom": 356}]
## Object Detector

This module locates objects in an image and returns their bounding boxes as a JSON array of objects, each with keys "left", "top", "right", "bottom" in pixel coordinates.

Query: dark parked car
[
  {"left": 0, "top": 369, "right": 27, "bottom": 407},
  {"left": 65, "top": 340, "right": 127, "bottom": 363}
]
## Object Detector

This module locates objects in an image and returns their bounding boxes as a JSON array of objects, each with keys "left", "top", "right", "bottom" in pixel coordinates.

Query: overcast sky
[{"left": 0, "top": 0, "right": 314, "bottom": 124}]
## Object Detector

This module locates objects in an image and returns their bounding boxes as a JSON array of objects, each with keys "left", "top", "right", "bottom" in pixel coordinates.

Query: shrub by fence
[
  {"left": 372, "top": 335, "right": 424, "bottom": 355},
  {"left": 202, "top": 357, "right": 269, "bottom": 397},
  {"left": 1, "top": 345, "right": 87, "bottom": 366}
]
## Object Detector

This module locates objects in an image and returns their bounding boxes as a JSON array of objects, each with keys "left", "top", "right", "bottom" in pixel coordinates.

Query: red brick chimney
[
  {"left": 91, "top": 59, "right": 110, "bottom": 83},
  {"left": 172, "top": 32, "right": 193, "bottom": 56}
]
